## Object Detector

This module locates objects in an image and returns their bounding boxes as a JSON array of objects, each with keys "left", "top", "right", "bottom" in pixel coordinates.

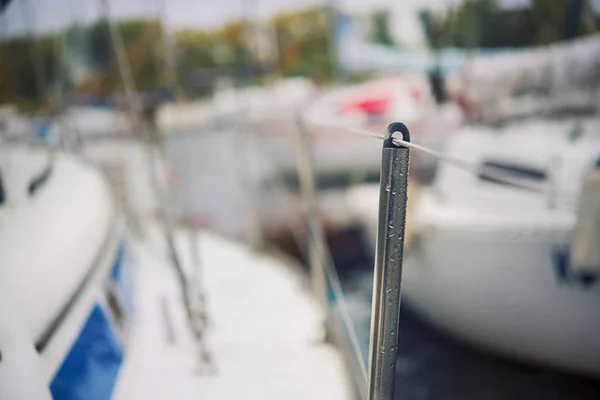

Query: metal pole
[
  {"left": 188, "top": 229, "right": 207, "bottom": 326},
  {"left": 154, "top": 0, "right": 181, "bottom": 100},
  {"left": 20, "top": 0, "right": 47, "bottom": 105},
  {"left": 327, "top": 0, "right": 341, "bottom": 81},
  {"left": 294, "top": 109, "right": 328, "bottom": 312},
  {"left": 99, "top": 0, "right": 142, "bottom": 120},
  {"left": 97, "top": 0, "right": 190, "bottom": 311},
  {"left": 231, "top": 122, "right": 264, "bottom": 248},
  {"left": 367, "top": 122, "right": 411, "bottom": 400}
]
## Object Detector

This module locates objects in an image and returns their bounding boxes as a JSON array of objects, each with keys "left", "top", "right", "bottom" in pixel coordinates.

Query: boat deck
[{"left": 113, "top": 226, "right": 353, "bottom": 400}]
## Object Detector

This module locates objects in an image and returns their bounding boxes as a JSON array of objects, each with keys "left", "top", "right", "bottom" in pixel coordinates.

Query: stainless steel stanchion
[
  {"left": 231, "top": 121, "right": 264, "bottom": 249},
  {"left": 570, "top": 158, "right": 600, "bottom": 275},
  {"left": 367, "top": 122, "right": 411, "bottom": 400},
  {"left": 294, "top": 110, "right": 329, "bottom": 312}
]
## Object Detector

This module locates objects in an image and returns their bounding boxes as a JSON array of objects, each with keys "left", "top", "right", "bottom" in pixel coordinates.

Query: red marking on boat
[{"left": 341, "top": 96, "right": 392, "bottom": 116}]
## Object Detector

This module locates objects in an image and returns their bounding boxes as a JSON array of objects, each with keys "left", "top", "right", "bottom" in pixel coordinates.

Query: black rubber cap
[{"left": 384, "top": 122, "right": 410, "bottom": 149}]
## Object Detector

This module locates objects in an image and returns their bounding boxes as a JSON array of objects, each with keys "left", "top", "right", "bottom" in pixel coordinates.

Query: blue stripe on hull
[
  {"left": 111, "top": 243, "right": 135, "bottom": 317},
  {"left": 50, "top": 304, "right": 123, "bottom": 400}
]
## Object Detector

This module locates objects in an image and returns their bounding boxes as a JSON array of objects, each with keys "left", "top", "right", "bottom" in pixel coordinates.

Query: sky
[{"left": 0, "top": 0, "right": 456, "bottom": 37}]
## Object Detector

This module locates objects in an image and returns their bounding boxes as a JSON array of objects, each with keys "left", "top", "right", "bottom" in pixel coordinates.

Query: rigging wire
[
  {"left": 306, "top": 117, "right": 577, "bottom": 211},
  {"left": 49, "top": 0, "right": 79, "bottom": 150},
  {"left": 209, "top": 104, "right": 584, "bottom": 387},
  {"left": 97, "top": 1, "right": 218, "bottom": 373},
  {"left": 153, "top": 0, "right": 180, "bottom": 98},
  {"left": 96, "top": 0, "right": 197, "bottom": 335},
  {"left": 252, "top": 123, "right": 369, "bottom": 386},
  {"left": 245, "top": 107, "right": 584, "bottom": 387},
  {"left": 20, "top": 0, "right": 47, "bottom": 106}
]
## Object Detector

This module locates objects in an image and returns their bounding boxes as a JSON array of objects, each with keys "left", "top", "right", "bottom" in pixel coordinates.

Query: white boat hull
[
  {"left": 0, "top": 145, "right": 354, "bottom": 399},
  {"left": 352, "top": 187, "right": 600, "bottom": 377},
  {"left": 346, "top": 117, "right": 600, "bottom": 377},
  {"left": 0, "top": 145, "right": 126, "bottom": 399},
  {"left": 406, "top": 196, "right": 600, "bottom": 377}
]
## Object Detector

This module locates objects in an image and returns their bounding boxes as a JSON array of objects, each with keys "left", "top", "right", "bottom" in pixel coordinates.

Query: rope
[
  {"left": 306, "top": 117, "right": 577, "bottom": 211},
  {"left": 256, "top": 134, "right": 369, "bottom": 385},
  {"left": 321, "top": 244, "right": 369, "bottom": 385}
]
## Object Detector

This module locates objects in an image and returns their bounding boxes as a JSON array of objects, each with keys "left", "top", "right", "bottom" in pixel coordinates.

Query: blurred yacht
[
  {"left": 347, "top": 117, "right": 600, "bottom": 377},
  {"left": 0, "top": 141, "right": 354, "bottom": 399},
  {"left": 255, "top": 75, "right": 462, "bottom": 179},
  {"left": 0, "top": 143, "right": 125, "bottom": 398}
]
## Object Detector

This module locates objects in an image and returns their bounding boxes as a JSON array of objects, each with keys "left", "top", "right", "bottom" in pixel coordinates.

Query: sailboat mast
[
  {"left": 20, "top": 0, "right": 47, "bottom": 106},
  {"left": 327, "top": 0, "right": 340, "bottom": 81},
  {"left": 96, "top": 0, "right": 190, "bottom": 312},
  {"left": 154, "top": 0, "right": 181, "bottom": 100}
]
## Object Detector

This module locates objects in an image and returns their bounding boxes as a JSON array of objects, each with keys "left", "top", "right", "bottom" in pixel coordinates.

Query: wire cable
[
  {"left": 97, "top": 0, "right": 204, "bottom": 346},
  {"left": 253, "top": 129, "right": 369, "bottom": 386},
  {"left": 306, "top": 117, "right": 577, "bottom": 211}
]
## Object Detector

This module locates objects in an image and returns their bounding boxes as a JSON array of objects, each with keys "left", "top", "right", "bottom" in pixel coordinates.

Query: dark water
[{"left": 326, "top": 227, "right": 600, "bottom": 400}]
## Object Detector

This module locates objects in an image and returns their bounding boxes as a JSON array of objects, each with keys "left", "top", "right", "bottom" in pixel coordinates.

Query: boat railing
[
  {"left": 11, "top": 98, "right": 586, "bottom": 400},
  {"left": 235, "top": 106, "right": 585, "bottom": 400},
  {"left": 290, "top": 116, "right": 411, "bottom": 400},
  {"left": 204, "top": 106, "right": 412, "bottom": 400}
]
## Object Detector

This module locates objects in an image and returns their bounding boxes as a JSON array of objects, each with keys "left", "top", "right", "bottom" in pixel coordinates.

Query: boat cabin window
[{"left": 478, "top": 160, "right": 547, "bottom": 188}]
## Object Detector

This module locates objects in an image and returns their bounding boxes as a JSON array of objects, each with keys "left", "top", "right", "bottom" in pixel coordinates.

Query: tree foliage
[
  {"left": 0, "top": 6, "right": 334, "bottom": 109},
  {"left": 2, "top": 1, "right": 597, "bottom": 110},
  {"left": 272, "top": 7, "right": 333, "bottom": 80},
  {"left": 422, "top": 0, "right": 598, "bottom": 49},
  {"left": 369, "top": 10, "right": 394, "bottom": 46}
]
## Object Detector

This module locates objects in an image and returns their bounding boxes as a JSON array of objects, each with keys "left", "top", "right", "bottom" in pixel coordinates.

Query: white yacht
[
  {"left": 0, "top": 144, "right": 123, "bottom": 398},
  {"left": 347, "top": 117, "right": 600, "bottom": 378},
  {"left": 0, "top": 144, "right": 354, "bottom": 399},
  {"left": 254, "top": 75, "right": 447, "bottom": 178}
]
